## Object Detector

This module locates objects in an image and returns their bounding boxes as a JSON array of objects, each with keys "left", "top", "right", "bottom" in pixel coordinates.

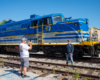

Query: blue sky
[{"left": 0, "top": 0, "right": 100, "bottom": 28}]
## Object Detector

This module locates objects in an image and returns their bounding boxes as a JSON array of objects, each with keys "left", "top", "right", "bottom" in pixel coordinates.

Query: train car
[{"left": 0, "top": 13, "right": 99, "bottom": 58}]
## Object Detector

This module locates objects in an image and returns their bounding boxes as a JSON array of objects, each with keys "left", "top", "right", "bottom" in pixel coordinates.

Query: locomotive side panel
[
  {"left": 43, "top": 33, "right": 81, "bottom": 44},
  {"left": 0, "top": 34, "right": 37, "bottom": 45}
]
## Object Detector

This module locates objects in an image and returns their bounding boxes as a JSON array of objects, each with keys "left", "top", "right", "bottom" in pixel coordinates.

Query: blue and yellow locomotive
[{"left": 0, "top": 13, "right": 99, "bottom": 58}]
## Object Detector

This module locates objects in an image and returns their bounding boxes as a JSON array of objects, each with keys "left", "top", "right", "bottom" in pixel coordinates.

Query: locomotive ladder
[
  {"left": 38, "top": 32, "right": 43, "bottom": 44},
  {"left": 37, "top": 24, "right": 44, "bottom": 51},
  {"left": 37, "top": 23, "right": 44, "bottom": 45}
]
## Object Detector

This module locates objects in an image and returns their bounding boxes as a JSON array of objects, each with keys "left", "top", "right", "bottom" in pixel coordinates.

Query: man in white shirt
[{"left": 19, "top": 38, "right": 32, "bottom": 78}]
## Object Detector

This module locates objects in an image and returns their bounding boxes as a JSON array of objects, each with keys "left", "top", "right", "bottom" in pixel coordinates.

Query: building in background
[{"left": 89, "top": 27, "right": 100, "bottom": 42}]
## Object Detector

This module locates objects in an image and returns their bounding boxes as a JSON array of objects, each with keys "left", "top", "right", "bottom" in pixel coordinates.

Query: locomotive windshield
[{"left": 53, "top": 15, "right": 62, "bottom": 23}]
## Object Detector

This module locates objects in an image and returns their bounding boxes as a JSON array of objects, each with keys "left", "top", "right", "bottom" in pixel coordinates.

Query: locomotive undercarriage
[
  {"left": 43, "top": 45, "right": 87, "bottom": 58},
  {"left": 0, "top": 43, "right": 100, "bottom": 58}
]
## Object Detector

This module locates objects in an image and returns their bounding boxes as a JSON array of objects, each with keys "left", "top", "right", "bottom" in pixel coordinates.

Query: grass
[
  {"left": 72, "top": 68, "right": 82, "bottom": 80},
  {"left": 2, "top": 58, "right": 4, "bottom": 68},
  {"left": 72, "top": 73, "right": 80, "bottom": 80},
  {"left": 84, "top": 77, "right": 88, "bottom": 80},
  {"left": 99, "top": 75, "right": 100, "bottom": 80},
  {"left": 52, "top": 66, "right": 56, "bottom": 74},
  {"left": 43, "top": 68, "right": 47, "bottom": 73}
]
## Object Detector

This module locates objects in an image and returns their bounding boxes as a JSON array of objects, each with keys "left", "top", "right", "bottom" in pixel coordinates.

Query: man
[
  {"left": 65, "top": 40, "right": 74, "bottom": 65},
  {"left": 19, "top": 38, "right": 32, "bottom": 78}
]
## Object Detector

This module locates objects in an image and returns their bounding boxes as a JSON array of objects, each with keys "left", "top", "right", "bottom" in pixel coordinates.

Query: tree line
[{"left": 0, "top": 20, "right": 6, "bottom": 25}]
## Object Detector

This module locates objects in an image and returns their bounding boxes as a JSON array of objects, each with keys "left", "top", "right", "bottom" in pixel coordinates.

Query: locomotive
[{"left": 0, "top": 13, "right": 99, "bottom": 58}]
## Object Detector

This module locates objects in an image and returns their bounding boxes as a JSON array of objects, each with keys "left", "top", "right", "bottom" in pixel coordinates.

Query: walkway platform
[{"left": 0, "top": 67, "right": 59, "bottom": 80}]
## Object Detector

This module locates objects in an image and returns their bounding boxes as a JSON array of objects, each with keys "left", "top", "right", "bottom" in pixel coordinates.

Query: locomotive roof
[
  {"left": 0, "top": 13, "right": 87, "bottom": 28},
  {"left": 0, "top": 13, "right": 63, "bottom": 27}
]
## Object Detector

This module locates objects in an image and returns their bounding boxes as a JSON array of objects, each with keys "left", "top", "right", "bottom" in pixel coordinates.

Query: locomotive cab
[{"left": 52, "top": 14, "right": 64, "bottom": 24}]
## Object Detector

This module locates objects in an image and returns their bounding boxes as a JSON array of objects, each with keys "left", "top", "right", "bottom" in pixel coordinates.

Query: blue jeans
[{"left": 66, "top": 54, "right": 74, "bottom": 65}]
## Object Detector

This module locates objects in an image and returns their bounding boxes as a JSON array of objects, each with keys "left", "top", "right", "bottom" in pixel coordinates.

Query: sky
[{"left": 0, "top": 0, "right": 100, "bottom": 28}]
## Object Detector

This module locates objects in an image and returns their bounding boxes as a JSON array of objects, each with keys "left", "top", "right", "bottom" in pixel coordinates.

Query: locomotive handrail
[
  {"left": 81, "top": 30, "right": 83, "bottom": 42},
  {"left": 37, "top": 24, "right": 38, "bottom": 44}
]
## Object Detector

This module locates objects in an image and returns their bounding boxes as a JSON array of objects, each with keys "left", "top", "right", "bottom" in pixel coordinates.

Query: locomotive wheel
[
  {"left": 78, "top": 50, "right": 84, "bottom": 58},
  {"left": 73, "top": 47, "right": 79, "bottom": 58},
  {"left": 95, "top": 49, "right": 100, "bottom": 57},
  {"left": 0, "top": 47, "right": 6, "bottom": 53},
  {"left": 55, "top": 52, "right": 64, "bottom": 57},
  {"left": 44, "top": 49, "right": 49, "bottom": 56},
  {"left": 73, "top": 47, "right": 84, "bottom": 58},
  {"left": 94, "top": 44, "right": 100, "bottom": 57}
]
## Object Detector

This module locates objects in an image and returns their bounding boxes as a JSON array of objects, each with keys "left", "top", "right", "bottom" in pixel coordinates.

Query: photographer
[{"left": 19, "top": 38, "right": 32, "bottom": 78}]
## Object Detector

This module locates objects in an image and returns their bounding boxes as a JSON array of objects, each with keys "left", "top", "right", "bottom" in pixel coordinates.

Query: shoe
[
  {"left": 22, "top": 75, "right": 30, "bottom": 78},
  {"left": 20, "top": 73, "right": 23, "bottom": 76}
]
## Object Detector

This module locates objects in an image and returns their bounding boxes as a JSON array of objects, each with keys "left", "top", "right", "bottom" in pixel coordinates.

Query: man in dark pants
[{"left": 65, "top": 40, "right": 74, "bottom": 65}]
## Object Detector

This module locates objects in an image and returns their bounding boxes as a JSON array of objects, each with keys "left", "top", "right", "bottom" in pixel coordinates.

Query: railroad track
[
  {"left": 0, "top": 56, "right": 100, "bottom": 79},
  {"left": 1, "top": 53, "right": 100, "bottom": 64}
]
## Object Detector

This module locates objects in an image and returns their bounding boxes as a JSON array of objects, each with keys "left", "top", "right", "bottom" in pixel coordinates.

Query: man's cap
[
  {"left": 21, "top": 38, "right": 27, "bottom": 41},
  {"left": 67, "top": 39, "right": 71, "bottom": 42}
]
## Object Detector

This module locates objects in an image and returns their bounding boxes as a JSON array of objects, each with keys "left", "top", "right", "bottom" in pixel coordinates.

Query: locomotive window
[
  {"left": 43, "top": 17, "right": 52, "bottom": 25},
  {"left": 31, "top": 20, "right": 37, "bottom": 27},
  {"left": 31, "top": 21, "right": 34, "bottom": 27},
  {"left": 39, "top": 19, "right": 42, "bottom": 26},
  {"left": 74, "top": 23, "right": 79, "bottom": 26},
  {"left": 7, "top": 25, "right": 13, "bottom": 30},
  {"left": 53, "top": 15, "right": 62, "bottom": 23},
  {"left": 43, "top": 18, "right": 47, "bottom": 25},
  {"left": 34, "top": 21, "right": 37, "bottom": 26},
  {"left": 14, "top": 23, "right": 21, "bottom": 29},
  {"left": 2, "top": 28, "right": 6, "bottom": 31}
]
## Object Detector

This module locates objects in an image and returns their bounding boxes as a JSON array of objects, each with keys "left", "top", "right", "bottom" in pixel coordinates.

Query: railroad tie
[{"left": 86, "top": 70, "right": 94, "bottom": 75}]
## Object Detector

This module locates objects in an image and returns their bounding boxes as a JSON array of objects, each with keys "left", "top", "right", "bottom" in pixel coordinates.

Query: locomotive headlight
[{"left": 85, "top": 19, "right": 88, "bottom": 24}]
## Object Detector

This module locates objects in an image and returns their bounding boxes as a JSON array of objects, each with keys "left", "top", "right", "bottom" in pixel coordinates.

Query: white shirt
[{"left": 19, "top": 43, "right": 30, "bottom": 58}]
